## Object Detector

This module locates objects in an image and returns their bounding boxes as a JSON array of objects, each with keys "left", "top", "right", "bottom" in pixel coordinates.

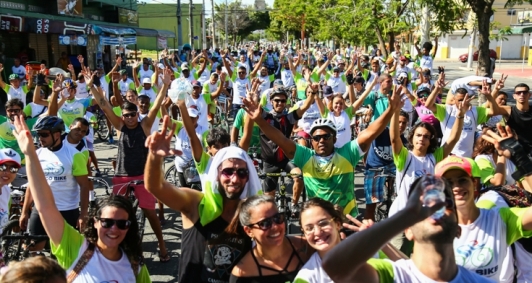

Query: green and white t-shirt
[
  {"left": 434, "top": 104, "right": 488, "bottom": 157},
  {"left": 3, "top": 84, "right": 28, "bottom": 106},
  {"left": 186, "top": 94, "right": 212, "bottom": 130},
  {"left": 195, "top": 151, "right": 213, "bottom": 190},
  {"left": 0, "top": 116, "right": 38, "bottom": 165},
  {"left": 325, "top": 72, "right": 347, "bottom": 94},
  {"left": 453, "top": 207, "right": 532, "bottom": 282},
  {"left": 231, "top": 73, "right": 250, "bottom": 105},
  {"left": 233, "top": 108, "right": 260, "bottom": 151},
  {"left": 174, "top": 120, "right": 208, "bottom": 180},
  {"left": 51, "top": 221, "right": 151, "bottom": 283},
  {"left": 323, "top": 107, "right": 355, "bottom": 148},
  {"left": 295, "top": 74, "right": 310, "bottom": 100},
  {"left": 367, "top": 258, "right": 493, "bottom": 283},
  {"left": 23, "top": 102, "right": 47, "bottom": 118},
  {"left": 136, "top": 86, "right": 158, "bottom": 103},
  {"left": 118, "top": 78, "right": 135, "bottom": 95},
  {"left": 58, "top": 98, "right": 92, "bottom": 128},
  {"left": 37, "top": 143, "right": 88, "bottom": 211},
  {"left": 389, "top": 146, "right": 444, "bottom": 217},
  {"left": 474, "top": 154, "right": 517, "bottom": 186},
  {"left": 257, "top": 74, "right": 274, "bottom": 96},
  {"left": 292, "top": 142, "right": 364, "bottom": 217}
]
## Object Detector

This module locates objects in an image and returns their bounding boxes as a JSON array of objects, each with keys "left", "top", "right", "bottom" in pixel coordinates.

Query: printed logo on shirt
[
  {"left": 42, "top": 161, "right": 66, "bottom": 181},
  {"left": 463, "top": 116, "right": 473, "bottom": 131},
  {"left": 206, "top": 243, "right": 243, "bottom": 277},
  {"left": 373, "top": 146, "right": 393, "bottom": 161},
  {"left": 455, "top": 240, "right": 497, "bottom": 276},
  {"left": 414, "top": 170, "right": 425, "bottom": 178}
]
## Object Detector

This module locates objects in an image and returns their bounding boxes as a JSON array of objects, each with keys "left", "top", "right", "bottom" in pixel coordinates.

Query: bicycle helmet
[
  {"left": 32, "top": 116, "right": 65, "bottom": 133},
  {"left": 269, "top": 86, "right": 287, "bottom": 100},
  {"left": 309, "top": 118, "right": 337, "bottom": 135},
  {"left": 416, "top": 86, "right": 431, "bottom": 98},
  {"left": 8, "top": 74, "right": 19, "bottom": 81},
  {"left": 62, "top": 79, "right": 77, "bottom": 89}
]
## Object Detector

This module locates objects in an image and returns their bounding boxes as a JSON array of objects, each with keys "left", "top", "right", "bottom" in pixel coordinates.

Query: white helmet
[{"left": 310, "top": 118, "right": 337, "bottom": 135}]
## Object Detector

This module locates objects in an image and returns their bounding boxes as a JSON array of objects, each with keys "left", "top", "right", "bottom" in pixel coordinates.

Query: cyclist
[
  {"left": 117, "top": 69, "right": 135, "bottom": 95},
  {"left": 0, "top": 148, "right": 21, "bottom": 233},
  {"left": 21, "top": 116, "right": 91, "bottom": 251},
  {"left": 0, "top": 63, "right": 33, "bottom": 106},
  {"left": 89, "top": 69, "right": 170, "bottom": 262},
  {"left": 243, "top": 83, "right": 403, "bottom": 218},
  {"left": 12, "top": 115, "right": 150, "bottom": 281},
  {"left": 223, "top": 53, "right": 250, "bottom": 119},
  {"left": 144, "top": 119, "right": 261, "bottom": 283},
  {"left": 186, "top": 77, "right": 226, "bottom": 131},
  {"left": 322, "top": 176, "right": 492, "bottom": 283}
]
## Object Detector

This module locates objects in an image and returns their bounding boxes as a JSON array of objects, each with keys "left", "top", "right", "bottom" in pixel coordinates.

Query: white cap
[
  {"left": 187, "top": 108, "right": 199, "bottom": 118},
  {"left": 142, "top": 78, "right": 151, "bottom": 84},
  {"left": 157, "top": 63, "right": 165, "bottom": 69},
  {"left": 181, "top": 63, "right": 189, "bottom": 70},
  {"left": 0, "top": 148, "right": 21, "bottom": 168}
]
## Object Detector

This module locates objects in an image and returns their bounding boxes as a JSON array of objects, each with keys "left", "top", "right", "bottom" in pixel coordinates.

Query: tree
[{"left": 213, "top": 1, "right": 251, "bottom": 45}]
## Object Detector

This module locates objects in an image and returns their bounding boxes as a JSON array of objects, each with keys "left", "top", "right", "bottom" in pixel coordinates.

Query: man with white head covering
[{"left": 144, "top": 116, "right": 261, "bottom": 283}]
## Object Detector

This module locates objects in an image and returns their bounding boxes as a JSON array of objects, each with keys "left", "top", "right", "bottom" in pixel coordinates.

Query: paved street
[{"left": 68, "top": 59, "right": 532, "bottom": 282}]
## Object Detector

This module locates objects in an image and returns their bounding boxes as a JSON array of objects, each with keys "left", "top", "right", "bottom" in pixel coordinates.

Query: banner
[
  {"left": 0, "top": 15, "right": 22, "bottom": 32},
  {"left": 59, "top": 34, "right": 87, "bottom": 46},
  {"left": 99, "top": 36, "right": 136, "bottom": 45},
  {"left": 157, "top": 36, "right": 167, "bottom": 49},
  {"left": 57, "top": 0, "right": 83, "bottom": 17},
  {"left": 24, "top": 18, "right": 93, "bottom": 34},
  {"left": 118, "top": 8, "right": 138, "bottom": 26}
]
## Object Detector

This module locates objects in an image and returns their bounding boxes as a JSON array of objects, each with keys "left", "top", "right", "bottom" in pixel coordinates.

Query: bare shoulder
[
  {"left": 231, "top": 250, "right": 257, "bottom": 277},
  {"left": 288, "top": 235, "right": 313, "bottom": 261}
]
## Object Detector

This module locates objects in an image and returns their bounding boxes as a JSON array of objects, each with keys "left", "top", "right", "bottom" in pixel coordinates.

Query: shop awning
[
  {"left": 157, "top": 29, "right": 176, "bottom": 38},
  {"left": 93, "top": 25, "right": 136, "bottom": 35},
  {"left": 511, "top": 26, "right": 532, "bottom": 34},
  {"left": 133, "top": 27, "right": 158, "bottom": 37}
]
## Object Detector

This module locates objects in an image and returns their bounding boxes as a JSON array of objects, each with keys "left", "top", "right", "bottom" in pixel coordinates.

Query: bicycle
[
  {"left": 213, "top": 95, "right": 230, "bottom": 131},
  {"left": 0, "top": 233, "right": 51, "bottom": 264},
  {"left": 247, "top": 146, "right": 262, "bottom": 174},
  {"left": 164, "top": 162, "right": 202, "bottom": 191},
  {"left": 258, "top": 171, "right": 302, "bottom": 234},
  {"left": 93, "top": 107, "right": 110, "bottom": 142},
  {"left": 367, "top": 167, "right": 396, "bottom": 222}
]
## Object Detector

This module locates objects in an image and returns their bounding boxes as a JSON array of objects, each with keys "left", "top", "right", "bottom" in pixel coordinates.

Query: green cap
[
  {"left": 119, "top": 69, "right": 127, "bottom": 75},
  {"left": 8, "top": 74, "right": 19, "bottom": 81}
]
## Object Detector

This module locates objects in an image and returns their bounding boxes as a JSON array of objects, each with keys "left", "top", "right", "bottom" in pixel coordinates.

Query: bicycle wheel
[
  {"left": 164, "top": 165, "right": 180, "bottom": 186},
  {"left": 1, "top": 220, "right": 23, "bottom": 263},
  {"left": 96, "top": 111, "right": 110, "bottom": 142}
]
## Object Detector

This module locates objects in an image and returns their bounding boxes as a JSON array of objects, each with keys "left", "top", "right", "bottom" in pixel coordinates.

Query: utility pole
[
  {"left": 211, "top": 0, "right": 215, "bottom": 48},
  {"left": 202, "top": 0, "right": 206, "bottom": 49},
  {"left": 224, "top": 0, "right": 228, "bottom": 47},
  {"left": 177, "top": 0, "right": 183, "bottom": 47},
  {"left": 189, "top": 0, "right": 194, "bottom": 48}
]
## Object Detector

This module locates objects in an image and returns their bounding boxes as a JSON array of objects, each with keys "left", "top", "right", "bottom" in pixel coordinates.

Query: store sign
[
  {"left": 57, "top": 0, "right": 83, "bottom": 17},
  {"left": 118, "top": 8, "right": 138, "bottom": 26},
  {"left": 0, "top": 1, "right": 25, "bottom": 10},
  {"left": 59, "top": 34, "right": 87, "bottom": 46},
  {"left": 0, "top": 15, "right": 22, "bottom": 32},
  {"left": 25, "top": 18, "right": 93, "bottom": 35}
]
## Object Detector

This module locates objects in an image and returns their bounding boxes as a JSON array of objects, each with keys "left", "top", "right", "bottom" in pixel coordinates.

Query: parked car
[{"left": 459, "top": 49, "right": 497, "bottom": 63}]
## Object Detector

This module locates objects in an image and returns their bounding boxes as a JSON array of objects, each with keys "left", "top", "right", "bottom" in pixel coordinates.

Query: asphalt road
[{"left": 43, "top": 59, "right": 532, "bottom": 282}]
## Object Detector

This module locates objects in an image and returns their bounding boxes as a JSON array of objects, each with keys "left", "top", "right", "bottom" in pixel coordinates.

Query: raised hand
[
  {"left": 495, "top": 74, "right": 508, "bottom": 90},
  {"left": 145, "top": 116, "right": 182, "bottom": 157},
  {"left": 456, "top": 94, "right": 472, "bottom": 116},
  {"left": 162, "top": 68, "right": 172, "bottom": 85},
  {"left": 342, "top": 215, "right": 375, "bottom": 233},
  {"left": 242, "top": 91, "right": 261, "bottom": 120},
  {"left": 482, "top": 124, "right": 516, "bottom": 158},
  {"left": 0, "top": 63, "right": 3, "bottom": 73},
  {"left": 133, "top": 61, "right": 141, "bottom": 69},
  {"left": 77, "top": 55, "right": 84, "bottom": 64},
  {"left": 389, "top": 85, "right": 404, "bottom": 111},
  {"left": 68, "top": 64, "right": 75, "bottom": 74},
  {"left": 53, "top": 75, "right": 64, "bottom": 93},
  {"left": 111, "top": 72, "right": 121, "bottom": 83},
  {"left": 480, "top": 79, "right": 491, "bottom": 95},
  {"left": 162, "top": 97, "right": 173, "bottom": 109},
  {"left": 12, "top": 115, "right": 35, "bottom": 155},
  {"left": 116, "top": 56, "right": 123, "bottom": 66}
]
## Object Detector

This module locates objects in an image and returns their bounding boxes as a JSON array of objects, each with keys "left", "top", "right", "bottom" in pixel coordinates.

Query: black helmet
[{"left": 33, "top": 116, "right": 65, "bottom": 133}]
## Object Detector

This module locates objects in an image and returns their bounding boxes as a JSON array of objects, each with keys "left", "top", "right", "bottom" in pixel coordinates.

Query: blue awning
[{"left": 93, "top": 25, "right": 136, "bottom": 35}]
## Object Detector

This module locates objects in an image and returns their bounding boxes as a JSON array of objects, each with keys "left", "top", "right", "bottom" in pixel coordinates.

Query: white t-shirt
[
  {"left": 118, "top": 78, "right": 134, "bottom": 95},
  {"left": 84, "top": 112, "right": 95, "bottom": 144},
  {"left": 138, "top": 87, "right": 157, "bottom": 103},
  {"left": 37, "top": 143, "right": 87, "bottom": 211},
  {"left": 186, "top": 94, "right": 210, "bottom": 130},
  {"left": 295, "top": 101, "right": 320, "bottom": 134},
  {"left": 294, "top": 252, "right": 334, "bottom": 283},
  {"left": 232, "top": 77, "right": 250, "bottom": 105},
  {"left": 281, "top": 69, "right": 295, "bottom": 87},
  {"left": 0, "top": 185, "right": 10, "bottom": 234},
  {"left": 12, "top": 65, "right": 26, "bottom": 80},
  {"left": 5, "top": 85, "right": 27, "bottom": 106},
  {"left": 26, "top": 102, "right": 47, "bottom": 118},
  {"left": 419, "top": 55, "right": 434, "bottom": 71},
  {"left": 138, "top": 68, "right": 154, "bottom": 81},
  {"left": 450, "top": 76, "right": 486, "bottom": 95},
  {"left": 454, "top": 207, "right": 531, "bottom": 283},
  {"left": 174, "top": 125, "right": 206, "bottom": 180},
  {"left": 327, "top": 76, "right": 346, "bottom": 94},
  {"left": 257, "top": 75, "right": 273, "bottom": 95},
  {"left": 327, "top": 110, "right": 352, "bottom": 148},
  {"left": 368, "top": 258, "right": 495, "bottom": 283},
  {"left": 477, "top": 191, "right": 532, "bottom": 283},
  {"left": 75, "top": 81, "right": 89, "bottom": 99}
]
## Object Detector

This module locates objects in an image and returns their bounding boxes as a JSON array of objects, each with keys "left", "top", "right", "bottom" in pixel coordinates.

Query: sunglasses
[
  {"left": 98, "top": 218, "right": 132, "bottom": 230},
  {"left": 0, "top": 164, "right": 19, "bottom": 173},
  {"left": 238, "top": 72, "right": 246, "bottom": 75},
  {"left": 6, "top": 109, "right": 21, "bottom": 113},
  {"left": 37, "top": 132, "right": 50, "bottom": 138},
  {"left": 273, "top": 99, "right": 287, "bottom": 104},
  {"left": 122, "top": 112, "right": 137, "bottom": 118},
  {"left": 247, "top": 213, "right": 285, "bottom": 230},
  {"left": 515, "top": 91, "right": 529, "bottom": 95},
  {"left": 220, "top": 168, "right": 249, "bottom": 179},
  {"left": 311, "top": 133, "right": 333, "bottom": 142}
]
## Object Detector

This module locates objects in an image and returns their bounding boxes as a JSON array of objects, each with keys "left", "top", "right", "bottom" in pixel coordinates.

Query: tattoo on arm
[{"left": 99, "top": 98, "right": 108, "bottom": 108}]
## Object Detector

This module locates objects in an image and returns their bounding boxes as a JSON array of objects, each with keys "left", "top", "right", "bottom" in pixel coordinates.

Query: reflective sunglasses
[
  {"left": 98, "top": 218, "right": 132, "bottom": 230},
  {"left": 122, "top": 112, "right": 137, "bottom": 118},
  {"left": 515, "top": 91, "right": 529, "bottom": 96},
  {"left": 0, "top": 164, "right": 19, "bottom": 173},
  {"left": 220, "top": 168, "right": 249, "bottom": 179},
  {"left": 37, "top": 132, "right": 50, "bottom": 138},
  {"left": 247, "top": 213, "right": 285, "bottom": 230},
  {"left": 311, "top": 133, "right": 333, "bottom": 142},
  {"left": 272, "top": 99, "right": 287, "bottom": 104}
]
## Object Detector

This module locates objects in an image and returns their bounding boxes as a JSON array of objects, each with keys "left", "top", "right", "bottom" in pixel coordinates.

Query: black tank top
[
  {"left": 507, "top": 105, "right": 532, "bottom": 154},
  {"left": 115, "top": 124, "right": 148, "bottom": 176},
  {"left": 229, "top": 237, "right": 304, "bottom": 283},
  {"left": 179, "top": 217, "right": 251, "bottom": 283}
]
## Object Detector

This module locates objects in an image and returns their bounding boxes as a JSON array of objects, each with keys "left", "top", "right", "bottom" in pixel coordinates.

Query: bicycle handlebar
[{"left": 1, "top": 234, "right": 49, "bottom": 240}]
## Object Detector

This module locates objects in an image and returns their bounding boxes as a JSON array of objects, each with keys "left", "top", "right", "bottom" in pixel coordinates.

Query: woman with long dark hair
[{"left": 11, "top": 115, "right": 150, "bottom": 282}]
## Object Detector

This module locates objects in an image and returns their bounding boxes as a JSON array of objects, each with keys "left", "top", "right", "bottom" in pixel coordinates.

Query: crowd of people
[{"left": 0, "top": 38, "right": 530, "bottom": 283}]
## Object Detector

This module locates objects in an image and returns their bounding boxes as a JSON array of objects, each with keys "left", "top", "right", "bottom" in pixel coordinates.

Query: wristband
[{"left": 456, "top": 115, "right": 464, "bottom": 119}]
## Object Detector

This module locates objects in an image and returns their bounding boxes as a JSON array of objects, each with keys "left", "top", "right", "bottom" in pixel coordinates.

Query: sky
[{"left": 144, "top": 0, "right": 274, "bottom": 18}]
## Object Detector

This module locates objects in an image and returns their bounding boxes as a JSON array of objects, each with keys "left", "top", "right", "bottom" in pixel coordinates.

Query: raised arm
[
  {"left": 424, "top": 73, "right": 446, "bottom": 113},
  {"left": 239, "top": 112, "right": 254, "bottom": 151},
  {"left": 144, "top": 116, "right": 203, "bottom": 215},
  {"left": 317, "top": 51, "right": 333, "bottom": 76},
  {"left": 390, "top": 105, "right": 404, "bottom": 155},
  {"left": 442, "top": 95, "right": 467, "bottom": 156},
  {"left": 221, "top": 50, "right": 234, "bottom": 78},
  {"left": 107, "top": 57, "right": 121, "bottom": 77},
  {"left": 142, "top": 69, "right": 170, "bottom": 135},
  {"left": 295, "top": 83, "right": 318, "bottom": 117},
  {"left": 414, "top": 37, "right": 422, "bottom": 56},
  {"left": 357, "top": 85, "right": 403, "bottom": 153},
  {"left": 243, "top": 96, "right": 297, "bottom": 159},
  {"left": 132, "top": 61, "right": 141, "bottom": 88},
  {"left": 210, "top": 72, "right": 227, "bottom": 100},
  {"left": 46, "top": 77, "right": 64, "bottom": 117},
  {"left": 111, "top": 72, "right": 124, "bottom": 107},
  {"left": 12, "top": 116, "right": 64, "bottom": 246},
  {"left": 315, "top": 90, "right": 326, "bottom": 117},
  {"left": 432, "top": 36, "right": 439, "bottom": 57},
  {"left": 250, "top": 51, "right": 266, "bottom": 78},
  {"left": 33, "top": 68, "right": 54, "bottom": 107},
  {"left": 486, "top": 74, "right": 512, "bottom": 117},
  {"left": 351, "top": 77, "right": 377, "bottom": 111},
  {"left": 176, "top": 99, "right": 203, "bottom": 162},
  {"left": 89, "top": 78, "right": 123, "bottom": 130},
  {"left": 67, "top": 64, "right": 76, "bottom": 81}
]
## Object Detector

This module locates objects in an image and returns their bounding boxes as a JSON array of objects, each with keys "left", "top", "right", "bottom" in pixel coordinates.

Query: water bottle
[{"left": 421, "top": 175, "right": 446, "bottom": 219}]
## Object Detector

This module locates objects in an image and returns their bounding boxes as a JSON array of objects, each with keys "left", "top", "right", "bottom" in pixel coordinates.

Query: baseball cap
[
  {"left": 157, "top": 63, "right": 165, "bottom": 69},
  {"left": 142, "top": 78, "right": 151, "bottom": 85},
  {"left": 399, "top": 56, "right": 407, "bottom": 61},
  {"left": 273, "top": 79, "right": 283, "bottom": 87},
  {"left": 0, "top": 148, "right": 21, "bottom": 168},
  {"left": 138, "top": 93, "right": 150, "bottom": 99},
  {"left": 435, "top": 156, "right": 481, "bottom": 178},
  {"left": 191, "top": 80, "right": 202, "bottom": 88},
  {"left": 397, "top": 72, "right": 408, "bottom": 80},
  {"left": 181, "top": 63, "right": 189, "bottom": 71},
  {"left": 322, "top": 86, "right": 334, "bottom": 97},
  {"left": 119, "top": 69, "right": 127, "bottom": 75},
  {"left": 337, "top": 59, "right": 345, "bottom": 65},
  {"left": 187, "top": 107, "right": 199, "bottom": 118},
  {"left": 333, "top": 67, "right": 340, "bottom": 72},
  {"left": 8, "top": 74, "right": 19, "bottom": 81}
]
